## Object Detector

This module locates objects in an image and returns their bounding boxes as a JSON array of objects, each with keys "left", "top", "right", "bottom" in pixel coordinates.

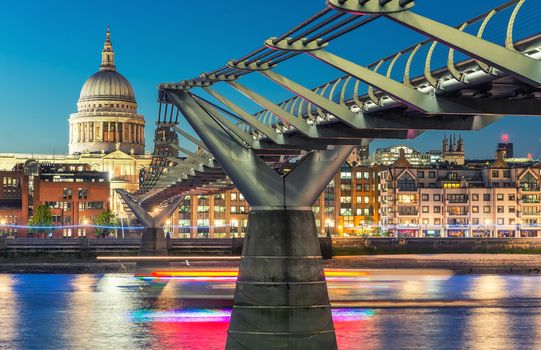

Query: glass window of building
[
  {"left": 497, "top": 218, "right": 504, "bottom": 225},
  {"left": 397, "top": 194, "right": 416, "bottom": 204},
  {"left": 509, "top": 194, "right": 515, "bottom": 201},
  {"left": 364, "top": 196, "right": 370, "bottom": 204},
  {"left": 492, "top": 170, "right": 499, "bottom": 178},
  {"left": 434, "top": 218, "right": 441, "bottom": 225},
  {"left": 230, "top": 192, "right": 237, "bottom": 201},
  {"left": 429, "top": 171, "right": 436, "bottom": 178},
  {"left": 503, "top": 170, "right": 511, "bottom": 178},
  {"left": 483, "top": 194, "right": 491, "bottom": 201},
  {"left": 340, "top": 165, "right": 352, "bottom": 179},
  {"left": 509, "top": 206, "right": 515, "bottom": 213},
  {"left": 78, "top": 188, "right": 87, "bottom": 200},
  {"left": 472, "top": 206, "right": 479, "bottom": 213},
  {"left": 63, "top": 188, "right": 72, "bottom": 200},
  {"left": 397, "top": 173, "right": 416, "bottom": 191},
  {"left": 239, "top": 193, "right": 245, "bottom": 201},
  {"left": 434, "top": 206, "right": 441, "bottom": 213},
  {"left": 472, "top": 218, "right": 479, "bottom": 225},
  {"left": 434, "top": 194, "right": 441, "bottom": 201},
  {"left": 340, "top": 208, "right": 352, "bottom": 216},
  {"left": 422, "top": 206, "right": 429, "bottom": 213},
  {"left": 483, "top": 206, "right": 491, "bottom": 213},
  {"left": 422, "top": 194, "right": 429, "bottom": 201},
  {"left": 417, "top": 171, "right": 424, "bottom": 178},
  {"left": 341, "top": 196, "right": 352, "bottom": 204},
  {"left": 472, "top": 194, "right": 479, "bottom": 201},
  {"left": 230, "top": 206, "right": 237, "bottom": 213},
  {"left": 520, "top": 173, "right": 539, "bottom": 191},
  {"left": 497, "top": 206, "right": 504, "bottom": 213},
  {"left": 497, "top": 194, "right": 504, "bottom": 201}
]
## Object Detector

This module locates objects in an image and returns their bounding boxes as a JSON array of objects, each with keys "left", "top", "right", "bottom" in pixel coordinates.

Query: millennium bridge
[{"left": 117, "top": 0, "right": 541, "bottom": 348}]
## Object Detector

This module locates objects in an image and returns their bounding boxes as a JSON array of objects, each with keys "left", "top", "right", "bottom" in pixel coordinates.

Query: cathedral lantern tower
[{"left": 68, "top": 28, "right": 146, "bottom": 155}]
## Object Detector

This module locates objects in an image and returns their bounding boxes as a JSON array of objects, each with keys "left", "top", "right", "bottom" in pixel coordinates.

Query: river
[{"left": 0, "top": 270, "right": 540, "bottom": 349}]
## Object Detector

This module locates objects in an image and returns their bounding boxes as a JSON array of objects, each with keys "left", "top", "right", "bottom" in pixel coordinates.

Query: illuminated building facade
[
  {"left": 379, "top": 148, "right": 541, "bottom": 238},
  {"left": 375, "top": 145, "right": 441, "bottom": 166},
  {"left": 0, "top": 162, "right": 110, "bottom": 237}
]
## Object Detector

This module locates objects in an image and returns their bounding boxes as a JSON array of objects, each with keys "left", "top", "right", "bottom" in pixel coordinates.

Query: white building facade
[{"left": 379, "top": 150, "right": 541, "bottom": 238}]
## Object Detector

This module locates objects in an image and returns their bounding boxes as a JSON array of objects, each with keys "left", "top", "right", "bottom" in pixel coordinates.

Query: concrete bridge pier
[
  {"left": 168, "top": 90, "right": 355, "bottom": 349},
  {"left": 226, "top": 209, "right": 335, "bottom": 349},
  {"left": 117, "top": 190, "right": 182, "bottom": 267}
]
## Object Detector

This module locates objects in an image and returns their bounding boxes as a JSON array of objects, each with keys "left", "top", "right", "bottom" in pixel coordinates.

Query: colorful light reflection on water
[
  {"left": 130, "top": 308, "right": 375, "bottom": 323},
  {"left": 129, "top": 307, "right": 376, "bottom": 349}
]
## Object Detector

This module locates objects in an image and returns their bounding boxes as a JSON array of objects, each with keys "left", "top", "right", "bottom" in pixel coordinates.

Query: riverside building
[
  {"left": 0, "top": 161, "right": 110, "bottom": 237},
  {"left": 379, "top": 148, "right": 541, "bottom": 238}
]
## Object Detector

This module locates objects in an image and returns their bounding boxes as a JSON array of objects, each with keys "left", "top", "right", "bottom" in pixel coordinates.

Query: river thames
[{"left": 1, "top": 270, "right": 541, "bottom": 349}]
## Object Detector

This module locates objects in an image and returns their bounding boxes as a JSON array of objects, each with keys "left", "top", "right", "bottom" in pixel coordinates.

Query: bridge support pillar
[
  {"left": 168, "top": 90, "right": 352, "bottom": 349},
  {"left": 226, "top": 210, "right": 335, "bottom": 349},
  {"left": 117, "top": 190, "right": 183, "bottom": 267}
]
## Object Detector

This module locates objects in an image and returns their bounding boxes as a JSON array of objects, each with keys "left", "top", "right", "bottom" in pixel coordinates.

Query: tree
[
  {"left": 94, "top": 210, "right": 117, "bottom": 238},
  {"left": 28, "top": 205, "right": 53, "bottom": 238}
]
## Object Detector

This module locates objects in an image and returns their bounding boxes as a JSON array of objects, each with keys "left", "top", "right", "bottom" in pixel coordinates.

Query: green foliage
[
  {"left": 28, "top": 205, "right": 53, "bottom": 236},
  {"left": 94, "top": 210, "right": 117, "bottom": 237}
]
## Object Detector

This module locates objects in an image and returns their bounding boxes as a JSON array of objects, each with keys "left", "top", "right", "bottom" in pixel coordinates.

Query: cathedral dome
[
  {"left": 79, "top": 70, "right": 135, "bottom": 103},
  {"left": 69, "top": 27, "right": 145, "bottom": 156}
]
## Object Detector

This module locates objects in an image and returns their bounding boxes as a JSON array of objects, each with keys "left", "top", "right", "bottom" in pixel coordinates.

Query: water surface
[{"left": 1, "top": 272, "right": 540, "bottom": 349}]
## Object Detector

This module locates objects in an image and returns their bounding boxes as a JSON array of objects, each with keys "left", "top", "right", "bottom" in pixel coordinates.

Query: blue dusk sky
[{"left": 0, "top": 0, "right": 539, "bottom": 158}]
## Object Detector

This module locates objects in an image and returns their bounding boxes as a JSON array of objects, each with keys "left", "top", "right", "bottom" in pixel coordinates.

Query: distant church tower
[
  {"left": 68, "top": 28, "right": 146, "bottom": 155},
  {"left": 441, "top": 134, "right": 465, "bottom": 165}
]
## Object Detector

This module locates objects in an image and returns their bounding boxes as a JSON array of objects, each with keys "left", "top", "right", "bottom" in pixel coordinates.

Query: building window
[
  {"left": 520, "top": 173, "right": 539, "bottom": 191},
  {"left": 78, "top": 188, "right": 87, "bottom": 200},
  {"left": 422, "top": 206, "right": 429, "bottom": 213},
  {"left": 429, "top": 171, "right": 436, "bottom": 178},
  {"left": 509, "top": 206, "right": 515, "bottom": 213},
  {"left": 239, "top": 206, "right": 246, "bottom": 213},
  {"left": 63, "top": 188, "right": 72, "bottom": 200},
  {"left": 341, "top": 196, "right": 352, "bottom": 204},
  {"left": 230, "top": 192, "right": 237, "bottom": 201},
  {"left": 397, "top": 194, "right": 416, "bottom": 204},
  {"left": 434, "top": 206, "right": 441, "bottom": 213},
  {"left": 509, "top": 194, "right": 515, "bottom": 201},
  {"left": 230, "top": 206, "right": 237, "bottom": 213},
  {"left": 434, "top": 218, "right": 441, "bottom": 225},
  {"left": 472, "top": 206, "right": 479, "bottom": 213},
  {"left": 417, "top": 171, "right": 424, "bottom": 178},
  {"left": 397, "top": 173, "right": 416, "bottom": 191},
  {"left": 497, "top": 206, "right": 504, "bottom": 213},
  {"left": 483, "top": 194, "right": 491, "bottom": 201},
  {"left": 434, "top": 194, "right": 441, "bottom": 201},
  {"left": 503, "top": 170, "right": 511, "bottom": 178},
  {"left": 492, "top": 170, "right": 499, "bottom": 178},
  {"left": 483, "top": 206, "right": 491, "bottom": 213},
  {"left": 472, "top": 194, "right": 479, "bottom": 201},
  {"left": 497, "top": 218, "right": 504, "bottom": 225},
  {"left": 497, "top": 194, "right": 504, "bottom": 201},
  {"left": 472, "top": 218, "right": 479, "bottom": 225},
  {"left": 422, "top": 194, "right": 429, "bottom": 201}
]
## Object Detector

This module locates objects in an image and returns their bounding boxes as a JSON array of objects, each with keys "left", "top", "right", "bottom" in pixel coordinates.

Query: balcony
[
  {"left": 398, "top": 209, "right": 419, "bottom": 216},
  {"left": 520, "top": 211, "right": 541, "bottom": 217},
  {"left": 520, "top": 198, "right": 540, "bottom": 204},
  {"left": 447, "top": 211, "right": 469, "bottom": 216}
]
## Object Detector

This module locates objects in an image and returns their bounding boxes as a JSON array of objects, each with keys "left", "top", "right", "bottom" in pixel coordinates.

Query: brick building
[{"left": 0, "top": 161, "right": 110, "bottom": 237}]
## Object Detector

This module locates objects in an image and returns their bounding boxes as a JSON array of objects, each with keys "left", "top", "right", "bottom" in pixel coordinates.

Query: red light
[{"left": 501, "top": 133, "right": 509, "bottom": 143}]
